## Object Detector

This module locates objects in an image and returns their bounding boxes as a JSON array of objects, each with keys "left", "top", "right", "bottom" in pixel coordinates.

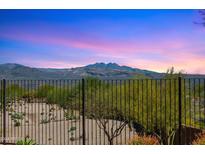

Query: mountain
[
  {"left": 77, "top": 62, "right": 162, "bottom": 78},
  {"left": 0, "top": 62, "right": 204, "bottom": 80},
  {"left": 0, "top": 62, "right": 163, "bottom": 80},
  {"left": 0, "top": 63, "right": 67, "bottom": 79}
]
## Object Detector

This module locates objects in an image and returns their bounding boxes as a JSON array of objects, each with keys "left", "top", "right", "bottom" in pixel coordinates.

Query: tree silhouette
[{"left": 90, "top": 103, "right": 130, "bottom": 145}]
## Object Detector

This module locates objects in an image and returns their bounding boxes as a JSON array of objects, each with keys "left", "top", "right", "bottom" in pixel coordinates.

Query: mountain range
[{"left": 0, "top": 63, "right": 204, "bottom": 80}]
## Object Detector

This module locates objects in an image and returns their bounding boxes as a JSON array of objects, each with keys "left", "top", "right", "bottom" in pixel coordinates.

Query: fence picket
[{"left": 0, "top": 78, "right": 204, "bottom": 145}]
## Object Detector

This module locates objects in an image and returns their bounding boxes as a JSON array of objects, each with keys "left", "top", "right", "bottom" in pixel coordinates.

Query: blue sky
[{"left": 0, "top": 10, "right": 205, "bottom": 73}]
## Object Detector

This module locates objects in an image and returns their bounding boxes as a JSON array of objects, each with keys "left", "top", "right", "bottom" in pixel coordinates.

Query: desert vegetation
[
  {"left": 192, "top": 131, "right": 205, "bottom": 145},
  {"left": 128, "top": 134, "right": 160, "bottom": 145},
  {"left": 16, "top": 136, "right": 36, "bottom": 145},
  {"left": 0, "top": 69, "right": 205, "bottom": 145}
]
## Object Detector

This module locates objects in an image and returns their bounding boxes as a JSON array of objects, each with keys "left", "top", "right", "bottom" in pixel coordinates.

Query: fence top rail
[
  {"left": 1, "top": 77, "right": 205, "bottom": 81},
  {"left": 184, "top": 77, "right": 205, "bottom": 80},
  {"left": 2, "top": 79, "right": 83, "bottom": 82}
]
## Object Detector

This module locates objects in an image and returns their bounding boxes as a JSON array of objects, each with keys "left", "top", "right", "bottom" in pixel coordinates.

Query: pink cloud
[
  {"left": 1, "top": 29, "right": 205, "bottom": 74},
  {"left": 0, "top": 29, "right": 197, "bottom": 56}
]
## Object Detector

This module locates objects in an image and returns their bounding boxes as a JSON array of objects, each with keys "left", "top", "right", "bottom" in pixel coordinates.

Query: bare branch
[
  {"left": 91, "top": 103, "right": 130, "bottom": 144},
  {"left": 113, "top": 121, "right": 128, "bottom": 138}
]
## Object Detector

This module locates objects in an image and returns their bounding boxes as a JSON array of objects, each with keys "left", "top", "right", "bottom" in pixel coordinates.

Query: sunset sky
[{"left": 0, "top": 10, "right": 205, "bottom": 74}]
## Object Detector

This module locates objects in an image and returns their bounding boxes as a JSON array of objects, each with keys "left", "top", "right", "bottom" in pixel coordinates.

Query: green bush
[
  {"left": 33, "top": 83, "right": 80, "bottom": 110},
  {"left": 10, "top": 112, "right": 25, "bottom": 120},
  {"left": 16, "top": 137, "right": 36, "bottom": 145}
]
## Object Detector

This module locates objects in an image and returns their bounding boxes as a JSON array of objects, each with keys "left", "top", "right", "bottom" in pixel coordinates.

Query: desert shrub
[
  {"left": 0, "top": 83, "right": 35, "bottom": 109},
  {"left": 34, "top": 83, "right": 80, "bottom": 110},
  {"left": 54, "top": 87, "right": 79, "bottom": 109},
  {"left": 6, "top": 84, "right": 25, "bottom": 98},
  {"left": 16, "top": 137, "right": 36, "bottom": 145},
  {"left": 10, "top": 112, "right": 25, "bottom": 120},
  {"left": 154, "top": 127, "right": 176, "bottom": 145},
  {"left": 192, "top": 131, "right": 205, "bottom": 145},
  {"left": 9, "top": 112, "right": 25, "bottom": 127},
  {"left": 2, "top": 84, "right": 27, "bottom": 105},
  {"left": 128, "top": 134, "right": 159, "bottom": 145},
  {"left": 64, "top": 110, "right": 79, "bottom": 120},
  {"left": 34, "top": 85, "right": 54, "bottom": 98}
]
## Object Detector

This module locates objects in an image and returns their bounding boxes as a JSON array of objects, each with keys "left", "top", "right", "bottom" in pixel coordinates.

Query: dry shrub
[
  {"left": 128, "top": 134, "right": 160, "bottom": 145},
  {"left": 192, "top": 131, "right": 205, "bottom": 145}
]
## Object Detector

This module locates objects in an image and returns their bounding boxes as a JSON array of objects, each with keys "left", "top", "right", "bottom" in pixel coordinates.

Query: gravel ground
[{"left": 0, "top": 102, "right": 135, "bottom": 145}]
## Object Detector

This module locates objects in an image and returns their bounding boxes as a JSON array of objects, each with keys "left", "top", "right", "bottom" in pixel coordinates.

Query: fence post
[
  {"left": 82, "top": 78, "right": 86, "bottom": 145},
  {"left": 2, "top": 79, "right": 6, "bottom": 145},
  {"left": 178, "top": 76, "right": 182, "bottom": 145}
]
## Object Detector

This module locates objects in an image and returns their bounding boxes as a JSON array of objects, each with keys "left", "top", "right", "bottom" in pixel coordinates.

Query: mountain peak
[
  {"left": 86, "top": 62, "right": 120, "bottom": 69},
  {"left": 107, "top": 62, "right": 119, "bottom": 67}
]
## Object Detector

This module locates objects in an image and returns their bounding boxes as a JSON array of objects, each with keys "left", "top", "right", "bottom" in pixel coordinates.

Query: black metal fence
[{"left": 0, "top": 77, "right": 205, "bottom": 145}]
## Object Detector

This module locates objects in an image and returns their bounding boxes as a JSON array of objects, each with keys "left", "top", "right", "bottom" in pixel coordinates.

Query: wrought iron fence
[{"left": 0, "top": 77, "right": 205, "bottom": 145}]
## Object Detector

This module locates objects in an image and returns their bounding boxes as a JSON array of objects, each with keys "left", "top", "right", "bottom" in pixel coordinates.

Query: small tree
[
  {"left": 90, "top": 103, "right": 130, "bottom": 145},
  {"left": 164, "top": 67, "right": 185, "bottom": 79}
]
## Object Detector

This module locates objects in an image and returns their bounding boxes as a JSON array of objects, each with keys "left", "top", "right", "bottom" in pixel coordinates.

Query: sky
[{"left": 0, "top": 10, "right": 205, "bottom": 74}]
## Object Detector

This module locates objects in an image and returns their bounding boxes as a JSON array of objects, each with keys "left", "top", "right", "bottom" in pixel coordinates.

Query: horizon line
[{"left": 1, "top": 62, "right": 205, "bottom": 75}]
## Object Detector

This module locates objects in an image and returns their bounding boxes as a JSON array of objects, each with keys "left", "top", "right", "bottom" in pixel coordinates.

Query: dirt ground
[{"left": 0, "top": 101, "right": 136, "bottom": 145}]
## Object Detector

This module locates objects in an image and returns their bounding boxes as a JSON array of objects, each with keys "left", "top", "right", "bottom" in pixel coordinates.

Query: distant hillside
[
  {"left": 0, "top": 62, "right": 204, "bottom": 80},
  {"left": 0, "top": 62, "right": 163, "bottom": 79}
]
